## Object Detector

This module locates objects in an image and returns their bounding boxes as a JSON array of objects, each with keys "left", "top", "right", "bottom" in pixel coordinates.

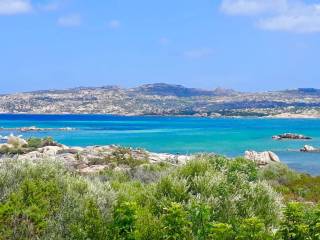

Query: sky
[{"left": 1, "top": 0, "right": 320, "bottom": 93}]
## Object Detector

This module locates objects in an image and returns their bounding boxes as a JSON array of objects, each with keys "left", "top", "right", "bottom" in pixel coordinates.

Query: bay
[{"left": 1, "top": 114, "right": 320, "bottom": 175}]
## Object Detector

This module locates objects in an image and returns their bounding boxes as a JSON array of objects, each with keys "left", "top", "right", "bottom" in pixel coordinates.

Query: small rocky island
[
  {"left": 272, "top": 133, "right": 312, "bottom": 140},
  {"left": 300, "top": 145, "right": 320, "bottom": 153}
]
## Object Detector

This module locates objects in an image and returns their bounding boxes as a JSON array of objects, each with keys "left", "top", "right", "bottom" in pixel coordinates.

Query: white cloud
[
  {"left": 221, "top": 0, "right": 287, "bottom": 16},
  {"left": 258, "top": 3, "right": 320, "bottom": 33},
  {"left": 221, "top": 0, "right": 320, "bottom": 33},
  {"left": 183, "top": 48, "right": 214, "bottom": 59},
  {"left": 58, "top": 14, "right": 81, "bottom": 27},
  {"left": 107, "top": 19, "right": 120, "bottom": 29},
  {"left": 0, "top": 0, "right": 32, "bottom": 15}
]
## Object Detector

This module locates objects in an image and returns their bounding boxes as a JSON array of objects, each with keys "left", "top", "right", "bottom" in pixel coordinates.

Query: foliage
[
  {"left": 209, "top": 222, "right": 235, "bottom": 240},
  {"left": 236, "top": 217, "right": 273, "bottom": 240},
  {"left": 89, "top": 147, "right": 148, "bottom": 168},
  {"left": 1, "top": 155, "right": 320, "bottom": 239},
  {"left": 260, "top": 163, "right": 320, "bottom": 202},
  {"left": 161, "top": 202, "right": 192, "bottom": 240},
  {"left": 27, "top": 137, "right": 56, "bottom": 149}
]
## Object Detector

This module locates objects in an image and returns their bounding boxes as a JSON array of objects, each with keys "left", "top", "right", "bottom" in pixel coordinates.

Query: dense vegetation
[{"left": 0, "top": 154, "right": 320, "bottom": 239}]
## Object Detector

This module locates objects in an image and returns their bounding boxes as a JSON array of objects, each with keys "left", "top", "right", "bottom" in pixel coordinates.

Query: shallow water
[{"left": 1, "top": 114, "right": 320, "bottom": 175}]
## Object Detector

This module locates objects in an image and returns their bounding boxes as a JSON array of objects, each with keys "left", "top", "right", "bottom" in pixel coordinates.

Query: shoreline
[{"left": 1, "top": 112, "right": 320, "bottom": 119}]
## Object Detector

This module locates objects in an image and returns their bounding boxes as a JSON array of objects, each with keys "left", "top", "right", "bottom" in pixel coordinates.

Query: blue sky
[{"left": 1, "top": 0, "right": 320, "bottom": 93}]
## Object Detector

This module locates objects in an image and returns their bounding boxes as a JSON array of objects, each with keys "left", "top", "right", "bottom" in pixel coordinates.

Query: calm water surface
[{"left": 1, "top": 114, "right": 320, "bottom": 175}]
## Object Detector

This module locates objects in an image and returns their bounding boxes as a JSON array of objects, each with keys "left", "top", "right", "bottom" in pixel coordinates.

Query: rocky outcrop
[
  {"left": 300, "top": 145, "right": 320, "bottom": 152},
  {"left": 244, "top": 151, "right": 280, "bottom": 166},
  {"left": 272, "top": 133, "right": 312, "bottom": 140},
  {"left": 0, "top": 136, "right": 192, "bottom": 173}
]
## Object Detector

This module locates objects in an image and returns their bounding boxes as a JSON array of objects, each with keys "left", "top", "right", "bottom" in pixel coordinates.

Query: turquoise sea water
[{"left": 0, "top": 114, "right": 320, "bottom": 175}]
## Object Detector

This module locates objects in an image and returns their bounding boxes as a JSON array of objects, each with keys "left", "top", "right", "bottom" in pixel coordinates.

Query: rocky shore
[
  {"left": 0, "top": 126, "right": 75, "bottom": 132},
  {"left": 0, "top": 136, "right": 288, "bottom": 174},
  {"left": 0, "top": 136, "right": 192, "bottom": 174}
]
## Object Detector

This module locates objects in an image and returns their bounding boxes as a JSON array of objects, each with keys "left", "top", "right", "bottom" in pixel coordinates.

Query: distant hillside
[
  {"left": 0, "top": 83, "right": 320, "bottom": 118},
  {"left": 131, "top": 83, "right": 236, "bottom": 97}
]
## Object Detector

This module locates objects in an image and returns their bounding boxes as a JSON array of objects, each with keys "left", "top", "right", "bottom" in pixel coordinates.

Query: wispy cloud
[
  {"left": 58, "top": 14, "right": 81, "bottom": 27},
  {"left": 39, "top": 1, "right": 60, "bottom": 11},
  {"left": 221, "top": 0, "right": 286, "bottom": 16},
  {"left": 0, "top": 0, "right": 32, "bottom": 15},
  {"left": 220, "top": 0, "right": 320, "bottom": 33},
  {"left": 107, "top": 19, "right": 121, "bottom": 29},
  {"left": 159, "top": 37, "right": 170, "bottom": 45},
  {"left": 183, "top": 48, "right": 214, "bottom": 59},
  {"left": 258, "top": 3, "right": 320, "bottom": 33}
]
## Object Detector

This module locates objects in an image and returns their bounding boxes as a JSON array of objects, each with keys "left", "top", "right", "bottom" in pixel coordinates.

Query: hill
[{"left": 0, "top": 83, "right": 320, "bottom": 117}]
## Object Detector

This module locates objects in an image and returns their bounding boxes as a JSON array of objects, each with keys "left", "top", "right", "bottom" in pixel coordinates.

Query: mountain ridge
[{"left": 1, "top": 83, "right": 320, "bottom": 117}]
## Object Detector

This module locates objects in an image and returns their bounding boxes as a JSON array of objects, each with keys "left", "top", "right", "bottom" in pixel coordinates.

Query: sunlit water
[{"left": 1, "top": 114, "right": 320, "bottom": 175}]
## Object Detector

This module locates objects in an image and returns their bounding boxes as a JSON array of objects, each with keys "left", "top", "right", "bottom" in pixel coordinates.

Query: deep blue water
[{"left": 1, "top": 114, "right": 320, "bottom": 175}]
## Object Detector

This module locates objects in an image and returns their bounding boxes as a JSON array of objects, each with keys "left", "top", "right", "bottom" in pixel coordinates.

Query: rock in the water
[
  {"left": 300, "top": 145, "right": 320, "bottom": 152},
  {"left": 272, "top": 133, "right": 311, "bottom": 140},
  {"left": 244, "top": 151, "right": 280, "bottom": 165}
]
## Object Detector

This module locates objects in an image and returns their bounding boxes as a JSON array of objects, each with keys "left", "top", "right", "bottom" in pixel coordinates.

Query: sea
[{"left": 0, "top": 114, "right": 320, "bottom": 175}]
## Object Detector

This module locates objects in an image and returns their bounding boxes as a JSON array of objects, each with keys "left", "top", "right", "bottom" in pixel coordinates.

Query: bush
[
  {"left": 1, "top": 155, "right": 319, "bottom": 240},
  {"left": 236, "top": 217, "right": 273, "bottom": 240},
  {"left": 0, "top": 159, "right": 115, "bottom": 240},
  {"left": 27, "top": 137, "right": 56, "bottom": 149},
  {"left": 112, "top": 201, "right": 138, "bottom": 240},
  {"left": 161, "top": 202, "right": 192, "bottom": 240},
  {"left": 0, "top": 178, "right": 64, "bottom": 239},
  {"left": 89, "top": 147, "right": 148, "bottom": 168},
  {"left": 209, "top": 223, "right": 234, "bottom": 240},
  {"left": 260, "top": 163, "right": 320, "bottom": 203}
]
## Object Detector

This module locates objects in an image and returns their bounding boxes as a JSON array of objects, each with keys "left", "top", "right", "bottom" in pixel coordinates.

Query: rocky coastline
[
  {"left": 0, "top": 135, "right": 287, "bottom": 174},
  {"left": 1, "top": 134, "right": 319, "bottom": 174},
  {"left": 0, "top": 126, "right": 75, "bottom": 132}
]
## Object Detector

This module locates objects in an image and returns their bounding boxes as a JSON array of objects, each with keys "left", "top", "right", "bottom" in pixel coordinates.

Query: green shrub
[
  {"left": 161, "top": 202, "right": 192, "bottom": 240},
  {"left": 1, "top": 154, "right": 317, "bottom": 240},
  {"left": 0, "top": 160, "right": 114, "bottom": 240},
  {"left": 279, "top": 202, "right": 310, "bottom": 240},
  {"left": 209, "top": 223, "right": 234, "bottom": 240},
  {"left": 260, "top": 163, "right": 320, "bottom": 203},
  {"left": 236, "top": 217, "right": 273, "bottom": 240},
  {"left": 188, "top": 200, "right": 213, "bottom": 240},
  {"left": 112, "top": 201, "right": 138, "bottom": 240},
  {"left": 0, "top": 178, "right": 64, "bottom": 239},
  {"left": 89, "top": 147, "right": 148, "bottom": 168},
  {"left": 228, "top": 157, "right": 258, "bottom": 182}
]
